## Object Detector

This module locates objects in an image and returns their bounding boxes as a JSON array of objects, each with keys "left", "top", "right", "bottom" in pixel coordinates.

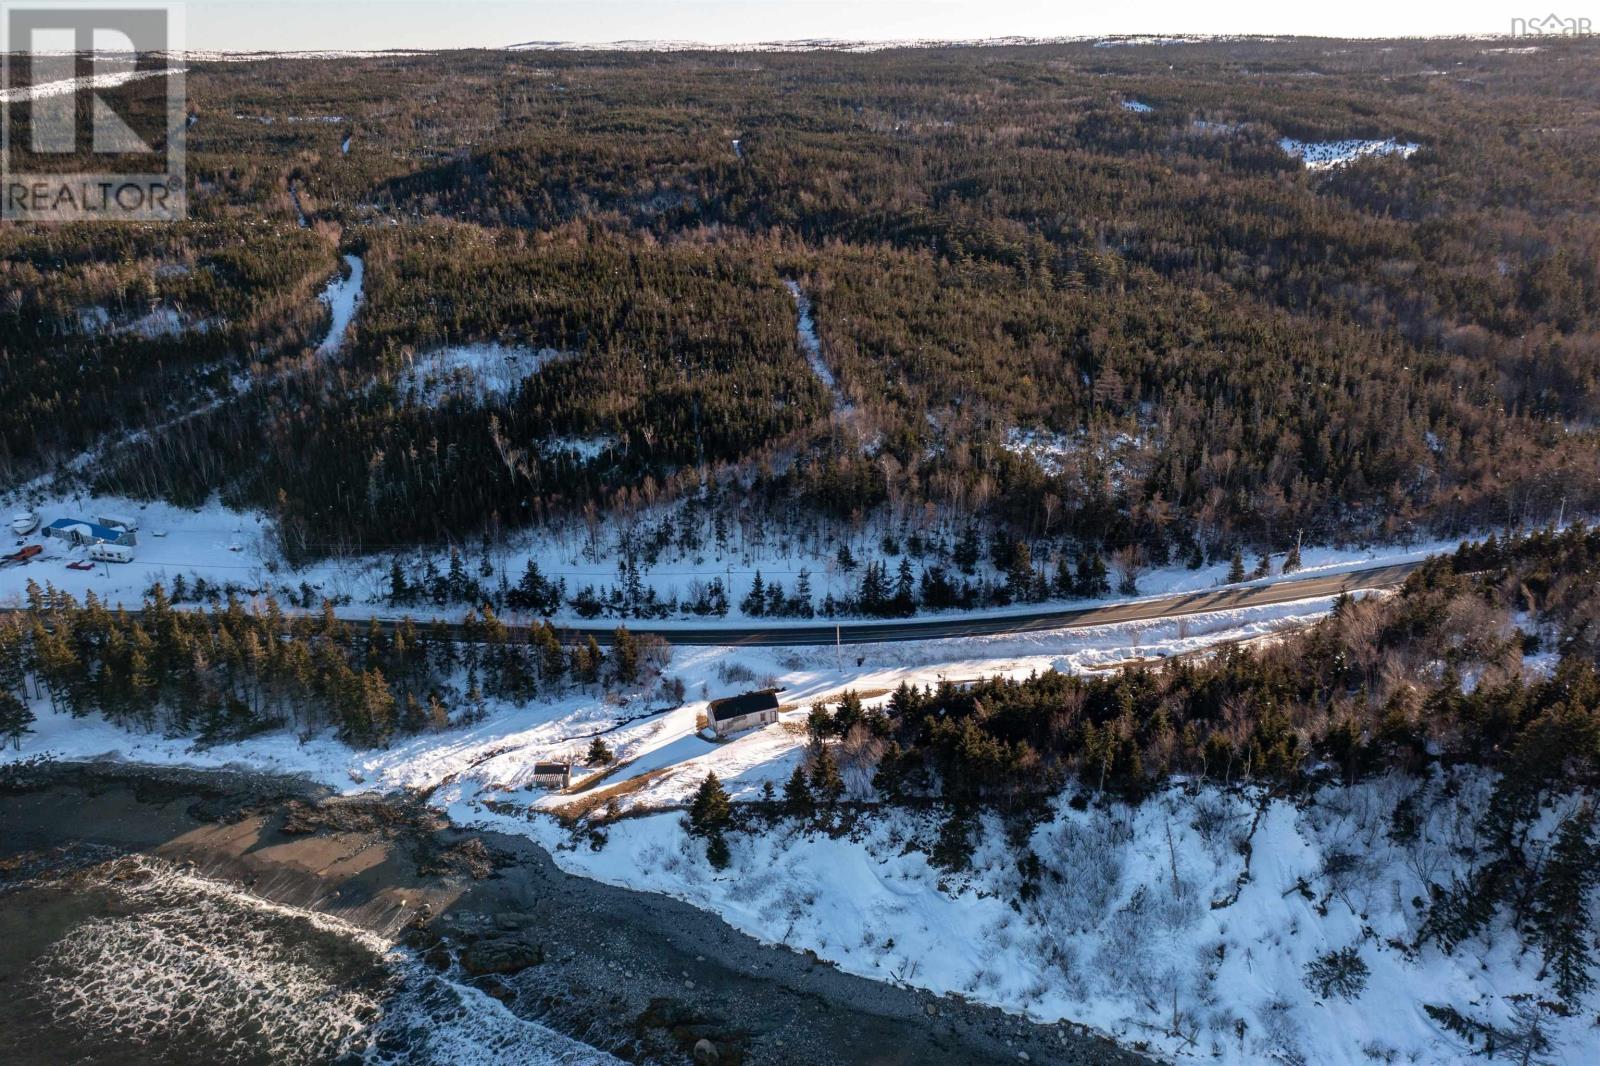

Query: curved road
[{"left": 551, "top": 561, "right": 1422, "bottom": 646}]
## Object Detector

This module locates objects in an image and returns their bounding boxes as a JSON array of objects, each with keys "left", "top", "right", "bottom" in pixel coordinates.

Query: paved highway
[
  {"left": 1, "top": 560, "right": 1423, "bottom": 647},
  {"left": 548, "top": 561, "right": 1424, "bottom": 646}
]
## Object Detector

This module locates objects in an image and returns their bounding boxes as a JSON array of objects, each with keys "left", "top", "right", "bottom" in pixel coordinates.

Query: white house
[{"left": 708, "top": 689, "right": 781, "bottom": 738}]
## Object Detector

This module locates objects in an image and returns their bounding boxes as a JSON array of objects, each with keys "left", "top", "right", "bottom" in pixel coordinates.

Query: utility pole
[
  {"left": 835, "top": 624, "right": 842, "bottom": 674},
  {"left": 1557, "top": 496, "right": 1567, "bottom": 530}
]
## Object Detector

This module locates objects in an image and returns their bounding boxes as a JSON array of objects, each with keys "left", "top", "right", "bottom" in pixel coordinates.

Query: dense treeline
[
  {"left": 7, "top": 39, "right": 1600, "bottom": 566},
  {"left": 96, "top": 225, "right": 829, "bottom": 556},
  {"left": 0, "top": 222, "right": 338, "bottom": 479},
  {"left": 817, "top": 525, "right": 1600, "bottom": 804},
  {"left": 0, "top": 581, "right": 670, "bottom": 748}
]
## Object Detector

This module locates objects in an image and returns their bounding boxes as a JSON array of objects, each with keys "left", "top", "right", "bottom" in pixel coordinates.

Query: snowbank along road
[
  {"left": 1, "top": 560, "right": 1420, "bottom": 646},
  {"left": 540, "top": 561, "right": 1421, "bottom": 645}
]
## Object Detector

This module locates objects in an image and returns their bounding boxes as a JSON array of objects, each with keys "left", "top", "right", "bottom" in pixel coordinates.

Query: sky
[{"left": 178, "top": 0, "right": 1562, "bottom": 51}]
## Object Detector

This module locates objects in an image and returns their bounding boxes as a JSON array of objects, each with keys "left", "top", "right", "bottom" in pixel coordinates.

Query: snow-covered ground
[
  {"left": 0, "top": 65, "right": 183, "bottom": 104},
  {"left": 2, "top": 594, "right": 1347, "bottom": 801},
  {"left": 0, "top": 480, "right": 1459, "bottom": 635},
  {"left": 1094, "top": 36, "right": 1202, "bottom": 48},
  {"left": 0, "top": 482, "right": 1458, "bottom": 631},
  {"left": 785, "top": 279, "right": 852, "bottom": 418},
  {"left": 1279, "top": 137, "right": 1420, "bottom": 170},
  {"left": 395, "top": 343, "right": 573, "bottom": 406},
  {"left": 484, "top": 772, "right": 1596, "bottom": 1066},
  {"left": 183, "top": 50, "right": 426, "bottom": 62},
  {"left": 1003, "top": 426, "right": 1145, "bottom": 486},
  {"left": 1120, "top": 99, "right": 1154, "bottom": 113},
  {"left": 8, "top": 573, "right": 1585, "bottom": 1063},
  {"left": 317, "top": 254, "right": 364, "bottom": 355},
  {"left": 75, "top": 305, "right": 216, "bottom": 339}
]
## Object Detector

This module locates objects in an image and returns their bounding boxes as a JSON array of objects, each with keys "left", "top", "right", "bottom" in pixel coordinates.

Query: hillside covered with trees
[{"left": 4, "top": 37, "right": 1598, "bottom": 575}]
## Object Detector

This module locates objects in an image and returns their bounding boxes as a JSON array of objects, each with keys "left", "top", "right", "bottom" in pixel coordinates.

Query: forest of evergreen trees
[
  {"left": 0, "top": 581, "right": 670, "bottom": 749},
  {"left": 3, "top": 38, "right": 1598, "bottom": 571},
  {"left": 782, "top": 525, "right": 1600, "bottom": 803}
]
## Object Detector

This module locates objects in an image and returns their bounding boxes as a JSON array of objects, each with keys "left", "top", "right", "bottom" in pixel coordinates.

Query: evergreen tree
[
  {"left": 1007, "top": 541, "right": 1034, "bottom": 603},
  {"left": 0, "top": 620, "right": 27, "bottom": 701},
  {"left": 689, "top": 771, "right": 733, "bottom": 837},
  {"left": 793, "top": 568, "right": 814, "bottom": 617},
  {"left": 833, "top": 690, "right": 865, "bottom": 735},
  {"left": 705, "top": 831, "right": 731, "bottom": 870},
  {"left": 810, "top": 747, "right": 845, "bottom": 806},
  {"left": 874, "top": 741, "right": 905, "bottom": 798},
  {"left": 587, "top": 736, "right": 615, "bottom": 765},
  {"left": 1531, "top": 806, "right": 1600, "bottom": 1003},
  {"left": 953, "top": 526, "right": 981, "bottom": 575},
  {"left": 571, "top": 636, "right": 603, "bottom": 685},
  {"left": 0, "top": 689, "right": 34, "bottom": 750},
  {"left": 741, "top": 571, "right": 767, "bottom": 617},
  {"left": 807, "top": 701, "right": 834, "bottom": 744},
  {"left": 610, "top": 626, "right": 639, "bottom": 685},
  {"left": 1053, "top": 554, "right": 1074, "bottom": 598},
  {"left": 1227, "top": 548, "right": 1247, "bottom": 584},
  {"left": 1075, "top": 552, "right": 1109, "bottom": 597},
  {"left": 536, "top": 624, "right": 566, "bottom": 683},
  {"left": 388, "top": 559, "right": 410, "bottom": 605},
  {"left": 784, "top": 763, "right": 814, "bottom": 818},
  {"left": 1282, "top": 537, "right": 1303, "bottom": 574},
  {"left": 893, "top": 558, "right": 916, "bottom": 616},
  {"left": 857, "top": 560, "right": 889, "bottom": 614}
]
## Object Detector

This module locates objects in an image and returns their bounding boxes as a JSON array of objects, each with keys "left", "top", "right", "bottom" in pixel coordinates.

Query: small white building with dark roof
[{"left": 707, "top": 689, "right": 781, "bottom": 738}]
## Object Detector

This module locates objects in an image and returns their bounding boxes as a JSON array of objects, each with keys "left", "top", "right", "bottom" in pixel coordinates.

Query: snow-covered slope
[{"left": 497, "top": 774, "right": 1597, "bottom": 1065}]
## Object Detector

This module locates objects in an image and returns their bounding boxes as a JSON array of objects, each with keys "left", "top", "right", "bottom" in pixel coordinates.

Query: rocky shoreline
[{"left": 0, "top": 759, "right": 1147, "bottom": 1065}]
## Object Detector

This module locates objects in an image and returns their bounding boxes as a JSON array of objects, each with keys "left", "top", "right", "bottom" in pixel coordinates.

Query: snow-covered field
[
  {"left": 0, "top": 65, "right": 184, "bottom": 104},
  {"left": 1279, "top": 137, "right": 1420, "bottom": 170},
  {"left": 0, "top": 480, "right": 1456, "bottom": 632},
  {"left": 395, "top": 343, "right": 573, "bottom": 406}
]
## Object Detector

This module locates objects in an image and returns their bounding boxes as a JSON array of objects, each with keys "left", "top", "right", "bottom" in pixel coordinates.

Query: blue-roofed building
[{"left": 43, "top": 517, "right": 138, "bottom": 548}]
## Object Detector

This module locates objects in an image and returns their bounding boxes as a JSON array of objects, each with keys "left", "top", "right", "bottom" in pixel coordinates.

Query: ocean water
[{"left": 0, "top": 855, "right": 616, "bottom": 1066}]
